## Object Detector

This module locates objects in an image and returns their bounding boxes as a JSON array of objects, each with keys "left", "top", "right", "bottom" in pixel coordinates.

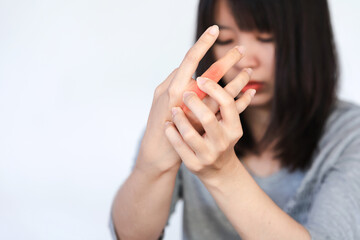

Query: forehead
[
  {"left": 212, "top": 0, "right": 273, "bottom": 33},
  {"left": 214, "top": 0, "right": 238, "bottom": 28}
]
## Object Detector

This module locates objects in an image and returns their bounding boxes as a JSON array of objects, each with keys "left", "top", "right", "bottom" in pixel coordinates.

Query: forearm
[
  {"left": 202, "top": 158, "right": 311, "bottom": 240},
  {"left": 112, "top": 164, "right": 180, "bottom": 240}
]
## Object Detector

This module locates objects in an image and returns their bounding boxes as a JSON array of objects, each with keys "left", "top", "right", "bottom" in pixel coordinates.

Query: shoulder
[
  {"left": 303, "top": 101, "right": 360, "bottom": 238},
  {"left": 319, "top": 99, "right": 360, "bottom": 148},
  {"left": 305, "top": 99, "right": 360, "bottom": 184},
  {"left": 284, "top": 100, "right": 360, "bottom": 221},
  {"left": 326, "top": 99, "right": 360, "bottom": 128},
  {"left": 327, "top": 99, "right": 360, "bottom": 126}
]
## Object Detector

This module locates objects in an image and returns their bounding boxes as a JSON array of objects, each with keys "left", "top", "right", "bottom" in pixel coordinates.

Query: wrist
[
  {"left": 199, "top": 152, "right": 245, "bottom": 190},
  {"left": 134, "top": 156, "right": 181, "bottom": 180}
]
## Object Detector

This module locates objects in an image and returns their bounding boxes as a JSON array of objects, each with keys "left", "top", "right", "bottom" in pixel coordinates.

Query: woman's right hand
[{"left": 134, "top": 25, "right": 251, "bottom": 175}]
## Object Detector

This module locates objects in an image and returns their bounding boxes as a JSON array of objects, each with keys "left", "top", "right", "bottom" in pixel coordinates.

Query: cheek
[{"left": 262, "top": 45, "right": 276, "bottom": 75}]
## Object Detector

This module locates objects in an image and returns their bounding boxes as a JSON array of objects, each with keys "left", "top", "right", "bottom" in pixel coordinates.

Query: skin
[
  {"left": 164, "top": 1, "right": 311, "bottom": 239},
  {"left": 113, "top": 1, "right": 310, "bottom": 238},
  {"left": 166, "top": 79, "right": 311, "bottom": 239},
  {"left": 181, "top": 45, "right": 245, "bottom": 111},
  {"left": 212, "top": 0, "right": 276, "bottom": 109},
  {"left": 212, "top": 0, "right": 281, "bottom": 176},
  {"left": 112, "top": 25, "right": 255, "bottom": 239}
]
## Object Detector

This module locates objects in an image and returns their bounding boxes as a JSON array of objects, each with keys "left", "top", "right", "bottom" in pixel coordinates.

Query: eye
[
  {"left": 214, "top": 39, "right": 234, "bottom": 45},
  {"left": 257, "top": 37, "right": 274, "bottom": 43}
]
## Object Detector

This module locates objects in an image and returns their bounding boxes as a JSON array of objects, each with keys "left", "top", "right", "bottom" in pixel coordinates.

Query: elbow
[{"left": 112, "top": 218, "right": 163, "bottom": 240}]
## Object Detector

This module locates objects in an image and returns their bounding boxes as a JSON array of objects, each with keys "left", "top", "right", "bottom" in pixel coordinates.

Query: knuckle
[
  {"left": 233, "top": 128, "right": 243, "bottom": 139},
  {"left": 165, "top": 68, "right": 179, "bottom": 82},
  {"left": 183, "top": 96, "right": 193, "bottom": 107},
  {"left": 167, "top": 87, "right": 178, "bottom": 100},
  {"left": 242, "top": 94, "right": 252, "bottom": 106},
  {"left": 154, "top": 85, "right": 163, "bottom": 98},
  {"left": 204, "top": 80, "right": 217, "bottom": 91},
  {"left": 191, "top": 163, "right": 204, "bottom": 174},
  {"left": 236, "top": 101, "right": 245, "bottom": 112},
  {"left": 202, "top": 155, "right": 215, "bottom": 166},
  {"left": 201, "top": 113, "right": 216, "bottom": 126},
  {"left": 207, "top": 147, "right": 217, "bottom": 159},
  {"left": 172, "top": 67, "right": 179, "bottom": 74},
  {"left": 182, "top": 130, "right": 195, "bottom": 142},
  {"left": 172, "top": 138, "right": 183, "bottom": 149},
  {"left": 171, "top": 112, "right": 178, "bottom": 122},
  {"left": 237, "top": 94, "right": 252, "bottom": 112},
  {"left": 184, "top": 92, "right": 195, "bottom": 102},
  {"left": 238, "top": 128, "right": 244, "bottom": 137},
  {"left": 223, "top": 85, "right": 237, "bottom": 98},
  {"left": 222, "top": 97, "right": 235, "bottom": 108},
  {"left": 217, "top": 140, "right": 229, "bottom": 153}
]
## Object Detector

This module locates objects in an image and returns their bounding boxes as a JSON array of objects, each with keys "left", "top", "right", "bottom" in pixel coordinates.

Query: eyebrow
[{"left": 217, "top": 24, "right": 233, "bottom": 30}]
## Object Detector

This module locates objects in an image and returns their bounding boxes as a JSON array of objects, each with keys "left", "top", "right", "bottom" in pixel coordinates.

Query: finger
[
  {"left": 181, "top": 46, "right": 245, "bottom": 111},
  {"left": 199, "top": 94, "right": 219, "bottom": 114},
  {"left": 201, "top": 68, "right": 252, "bottom": 114},
  {"left": 196, "top": 77, "right": 240, "bottom": 128},
  {"left": 171, "top": 107, "right": 205, "bottom": 152},
  {"left": 212, "top": 88, "right": 255, "bottom": 122},
  {"left": 164, "top": 121, "right": 197, "bottom": 162},
  {"left": 154, "top": 68, "right": 178, "bottom": 97},
  {"left": 172, "top": 25, "right": 219, "bottom": 90},
  {"left": 224, "top": 68, "right": 252, "bottom": 99},
  {"left": 202, "top": 46, "right": 245, "bottom": 83},
  {"left": 182, "top": 91, "right": 224, "bottom": 143},
  {"left": 235, "top": 88, "right": 256, "bottom": 113}
]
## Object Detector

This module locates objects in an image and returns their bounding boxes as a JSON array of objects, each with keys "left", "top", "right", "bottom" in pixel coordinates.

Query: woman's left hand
[{"left": 164, "top": 76, "right": 255, "bottom": 183}]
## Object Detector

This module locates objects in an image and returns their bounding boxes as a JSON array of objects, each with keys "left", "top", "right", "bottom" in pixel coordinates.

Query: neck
[{"left": 243, "top": 105, "right": 272, "bottom": 143}]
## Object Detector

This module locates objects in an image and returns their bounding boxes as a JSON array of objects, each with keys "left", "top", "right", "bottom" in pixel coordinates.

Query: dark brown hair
[{"left": 195, "top": 0, "right": 339, "bottom": 172}]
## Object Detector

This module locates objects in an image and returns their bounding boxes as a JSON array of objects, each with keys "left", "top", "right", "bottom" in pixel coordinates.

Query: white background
[{"left": 0, "top": 0, "right": 359, "bottom": 239}]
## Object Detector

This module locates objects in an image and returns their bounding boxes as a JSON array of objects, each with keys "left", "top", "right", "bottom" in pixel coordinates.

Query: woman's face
[{"left": 212, "top": 0, "right": 276, "bottom": 108}]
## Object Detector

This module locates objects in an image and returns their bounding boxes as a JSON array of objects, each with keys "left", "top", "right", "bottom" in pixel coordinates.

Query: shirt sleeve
[
  {"left": 303, "top": 150, "right": 360, "bottom": 239},
  {"left": 169, "top": 166, "right": 183, "bottom": 217}
]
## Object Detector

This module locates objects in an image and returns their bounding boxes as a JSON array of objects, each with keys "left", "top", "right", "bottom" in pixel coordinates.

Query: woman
[{"left": 112, "top": 0, "right": 360, "bottom": 239}]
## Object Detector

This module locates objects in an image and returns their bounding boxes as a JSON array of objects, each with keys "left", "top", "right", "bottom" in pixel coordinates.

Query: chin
[{"left": 247, "top": 95, "right": 272, "bottom": 109}]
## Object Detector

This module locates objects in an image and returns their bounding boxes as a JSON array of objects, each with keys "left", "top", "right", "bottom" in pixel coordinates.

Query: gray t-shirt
[
  {"left": 166, "top": 100, "right": 360, "bottom": 239},
  {"left": 110, "top": 100, "right": 360, "bottom": 239},
  {"left": 174, "top": 164, "right": 305, "bottom": 240}
]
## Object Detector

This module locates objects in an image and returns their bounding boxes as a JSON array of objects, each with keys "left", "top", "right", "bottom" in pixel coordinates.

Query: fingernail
[
  {"left": 171, "top": 107, "right": 178, "bottom": 117},
  {"left": 245, "top": 68, "right": 253, "bottom": 76},
  {"left": 249, "top": 89, "right": 256, "bottom": 98},
  {"left": 236, "top": 46, "right": 246, "bottom": 55},
  {"left": 196, "top": 77, "right": 207, "bottom": 85},
  {"left": 183, "top": 91, "right": 194, "bottom": 101},
  {"left": 208, "top": 25, "right": 219, "bottom": 36}
]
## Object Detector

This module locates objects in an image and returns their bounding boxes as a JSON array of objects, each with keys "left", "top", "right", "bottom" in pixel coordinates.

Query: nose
[
  {"left": 235, "top": 44, "right": 259, "bottom": 70},
  {"left": 236, "top": 46, "right": 259, "bottom": 70}
]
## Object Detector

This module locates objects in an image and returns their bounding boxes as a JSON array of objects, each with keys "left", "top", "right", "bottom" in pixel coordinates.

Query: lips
[{"left": 241, "top": 81, "right": 264, "bottom": 93}]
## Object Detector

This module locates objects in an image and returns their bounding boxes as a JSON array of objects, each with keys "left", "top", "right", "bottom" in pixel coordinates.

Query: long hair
[{"left": 195, "top": 0, "right": 339, "bottom": 172}]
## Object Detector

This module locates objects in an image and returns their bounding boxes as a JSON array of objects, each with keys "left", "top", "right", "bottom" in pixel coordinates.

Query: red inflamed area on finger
[{"left": 181, "top": 64, "right": 224, "bottom": 112}]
